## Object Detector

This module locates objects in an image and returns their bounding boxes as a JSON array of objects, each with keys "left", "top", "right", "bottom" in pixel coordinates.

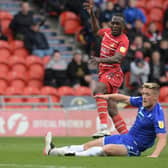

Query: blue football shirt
[{"left": 128, "top": 96, "right": 167, "bottom": 152}]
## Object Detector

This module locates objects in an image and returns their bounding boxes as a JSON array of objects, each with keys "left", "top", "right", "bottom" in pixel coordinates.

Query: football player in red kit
[{"left": 84, "top": 0, "right": 129, "bottom": 138}]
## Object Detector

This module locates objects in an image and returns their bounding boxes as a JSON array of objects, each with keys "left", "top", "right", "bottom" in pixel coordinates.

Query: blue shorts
[{"left": 103, "top": 134, "right": 141, "bottom": 156}]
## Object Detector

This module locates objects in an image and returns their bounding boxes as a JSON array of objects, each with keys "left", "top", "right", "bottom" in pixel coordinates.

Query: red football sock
[
  {"left": 95, "top": 94, "right": 108, "bottom": 125},
  {"left": 112, "top": 114, "right": 128, "bottom": 134}
]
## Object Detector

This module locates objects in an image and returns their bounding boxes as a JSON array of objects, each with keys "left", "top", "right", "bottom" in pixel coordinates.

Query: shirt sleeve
[
  {"left": 115, "top": 38, "right": 129, "bottom": 57},
  {"left": 154, "top": 106, "right": 167, "bottom": 134},
  {"left": 130, "top": 96, "right": 142, "bottom": 107},
  {"left": 97, "top": 28, "right": 111, "bottom": 37}
]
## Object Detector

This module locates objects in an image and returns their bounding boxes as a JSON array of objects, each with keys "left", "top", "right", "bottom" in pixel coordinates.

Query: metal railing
[{"left": 0, "top": 95, "right": 61, "bottom": 109}]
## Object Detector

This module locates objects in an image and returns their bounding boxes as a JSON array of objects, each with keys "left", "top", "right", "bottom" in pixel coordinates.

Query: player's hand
[
  {"left": 89, "top": 56, "right": 100, "bottom": 65},
  {"left": 83, "top": 0, "right": 94, "bottom": 14},
  {"left": 147, "top": 154, "right": 158, "bottom": 158},
  {"left": 94, "top": 94, "right": 111, "bottom": 100}
]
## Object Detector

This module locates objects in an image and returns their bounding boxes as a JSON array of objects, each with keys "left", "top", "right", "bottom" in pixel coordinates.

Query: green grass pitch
[{"left": 0, "top": 137, "right": 167, "bottom": 168}]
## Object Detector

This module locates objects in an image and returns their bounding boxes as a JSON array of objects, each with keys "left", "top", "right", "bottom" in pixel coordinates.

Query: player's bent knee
[
  {"left": 102, "top": 144, "right": 128, "bottom": 156},
  {"left": 94, "top": 82, "right": 107, "bottom": 94},
  {"left": 83, "top": 138, "right": 104, "bottom": 150}
]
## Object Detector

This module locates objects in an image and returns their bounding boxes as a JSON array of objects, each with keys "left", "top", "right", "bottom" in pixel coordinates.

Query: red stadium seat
[
  {"left": 43, "top": 56, "right": 51, "bottom": 65},
  {"left": 13, "top": 48, "right": 29, "bottom": 58},
  {"left": 74, "top": 86, "right": 92, "bottom": 96},
  {"left": 159, "top": 86, "right": 168, "bottom": 102},
  {"left": 24, "top": 86, "right": 40, "bottom": 95},
  {"left": 41, "top": 86, "right": 60, "bottom": 102},
  {"left": 28, "top": 79, "right": 42, "bottom": 88},
  {"left": 0, "top": 11, "right": 13, "bottom": 20},
  {"left": 147, "top": 8, "right": 163, "bottom": 22},
  {"left": 40, "top": 86, "right": 60, "bottom": 108},
  {"left": 0, "top": 56, "right": 9, "bottom": 73},
  {"left": 23, "top": 87, "right": 41, "bottom": 108},
  {"left": 58, "top": 86, "right": 75, "bottom": 96},
  {"left": 59, "top": 11, "right": 80, "bottom": 26},
  {"left": 0, "top": 41, "right": 11, "bottom": 58},
  {"left": 26, "top": 55, "right": 43, "bottom": 66},
  {"left": 146, "top": 0, "right": 163, "bottom": 10},
  {"left": 124, "top": 72, "right": 134, "bottom": 90},
  {"left": 11, "top": 40, "right": 24, "bottom": 49},
  {"left": 0, "top": 79, "right": 8, "bottom": 90},
  {"left": 28, "top": 65, "right": 44, "bottom": 80},
  {"left": 8, "top": 71, "right": 27, "bottom": 89},
  {"left": 0, "top": 19, "right": 11, "bottom": 35},
  {"left": 163, "top": 1, "right": 168, "bottom": 10},
  {"left": 9, "top": 56, "right": 27, "bottom": 72},
  {"left": 64, "top": 20, "right": 82, "bottom": 34},
  {"left": 0, "top": 71, "right": 9, "bottom": 84},
  {"left": 136, "top": 0, "right": 145, "bottom": 9},
  {"left": 5, "top": 87, "right": 24, "bottom": 109}
]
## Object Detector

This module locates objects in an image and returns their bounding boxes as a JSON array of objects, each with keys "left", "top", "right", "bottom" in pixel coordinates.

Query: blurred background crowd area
[{"left": 0, "top": 0, "right": 168, "bottom": 106}]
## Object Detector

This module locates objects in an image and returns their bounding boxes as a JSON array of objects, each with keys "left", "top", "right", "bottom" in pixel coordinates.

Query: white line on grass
[{"left": 0, "top": 163, "right": 84, "bottom": 168}]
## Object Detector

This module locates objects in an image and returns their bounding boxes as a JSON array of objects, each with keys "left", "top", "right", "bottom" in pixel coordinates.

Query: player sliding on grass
[
  {"left": 44, "top": 83, "right": 167, "bottom": 158},
  {"left": 84, "top": 0, "right": 129, "bottom": 138}
]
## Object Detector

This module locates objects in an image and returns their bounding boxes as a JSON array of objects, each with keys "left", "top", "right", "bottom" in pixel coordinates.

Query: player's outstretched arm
[
  {"left": 94, "top": 93, "right": 130, "bottom": 104},
  {"left": 148, "top": 133, "right": 167, "bottom": 158},
  {"left": 83, "top": 0, "right": 100, "bottom": 35}
]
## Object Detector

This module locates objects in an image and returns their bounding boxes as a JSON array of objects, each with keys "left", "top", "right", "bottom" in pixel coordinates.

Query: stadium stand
[{"left": 0, "top": 0, "right": 168, "bottom": 110}]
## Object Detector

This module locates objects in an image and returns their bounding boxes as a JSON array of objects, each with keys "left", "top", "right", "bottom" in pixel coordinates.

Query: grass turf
[{"left": 0, "top": 137, "right": 167, "bottom": 168}]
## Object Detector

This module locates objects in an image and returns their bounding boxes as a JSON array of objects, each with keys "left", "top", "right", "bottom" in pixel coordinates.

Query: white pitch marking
[{"left": 0, "top": 163, "right": 84, "bottom": 168}]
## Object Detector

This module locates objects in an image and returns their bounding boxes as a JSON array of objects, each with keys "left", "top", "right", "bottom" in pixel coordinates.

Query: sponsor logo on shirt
[{"left": 120, "top": 46, "right": 126, "bottom": 53}]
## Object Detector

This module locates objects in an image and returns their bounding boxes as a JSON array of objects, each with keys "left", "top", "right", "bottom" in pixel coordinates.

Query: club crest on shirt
[
  {"left": 120, "top": 46, "right": 126, "bottom": 53},
  {"left": 158, "top": 121, "right": 164, "bottom": 129}
]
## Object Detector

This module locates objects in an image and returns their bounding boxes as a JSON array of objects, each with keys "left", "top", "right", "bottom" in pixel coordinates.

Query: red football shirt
[{"left": 98, "top": 28, "right": 129, "bottom": 71}]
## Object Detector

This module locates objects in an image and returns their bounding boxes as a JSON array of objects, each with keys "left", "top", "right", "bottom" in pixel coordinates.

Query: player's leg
[
  {"left": 74, "top": 144, "right": 127, "bottom": 156},
  {"left": 66, "top": 134, "right": 129, "bottom": 156},
  {"left": 93, "top": 82, "right": 111, "bottom": 137},
  {"left": 44, "top": 132, "right": 104, "bottom": 156},
  {"left": 107, "top": 97, "right": 128, "bottom": 134}
]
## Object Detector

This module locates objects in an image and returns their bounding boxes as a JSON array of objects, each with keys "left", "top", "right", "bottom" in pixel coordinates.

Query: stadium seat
[
  {"left": 0, "top": 10, "right": 13, "bottom": 20},
  {"left": 8, "top": 71, "right": 27, "bottom": 89},
  {"left": 146, "top": 0, "right": 162, "bottom": 10},
  {"left": 0, "top": 79, "right": 8, "bottom": 90},
  {"left": 0, "top": 41, "right": 11, "bottom": 58},
  {"left": 147, "top": 8, "right": 163, "bottom": 22},
  {"left": 26, "top": 55, "right": 43, "bottom": 66},
  {"left": 64, "top": 20, "right": 82, "bottom": 34},
  {"left": 0, "top": 71, "right": 8, "bottom": 84},
  {"left": 40, "top": 86, "right": 60, "bottom": 108},
  {"left": 13, "top": 48, "right": 29, "bottom": 58},
  {"left": 11, "top": 40, "right": 24, "bottom": 49},
  {"left": 136, "top": 0, "right": 145, "bottom": 9},
  {"left": 43, "top": 56, "right": 51, "bottom": 65},
  {"left": 41, "top": 86, "right": 60, "bottom": 102},
  {"left": 28, "top": 79, "right": 42, "bottom": 88},
  {"left": 0, "top": 19, "right": 11, "bottom": 35},
  {"left": 10, "top": 79, "right": 26, "bottom": 89},
  {"left": 163, "top": 1, "right": 168, "bottom": 10},
  {"left": 5, "top": 86, "right": 24, "bottom": 109},
  {"left": 74, "top": 86, "right": 92, "bottom": 96},
  {"left": 28, "top": 65, "right": 44, "bottom": 80},
  {"left": 59, "top": 11, "right": 80, "bottom": 26},
  {"left": 9, "top": 56, "right": 27, "bottom": 72},
  {"left": 58, "top": 86, "right": 75, "bottom": 96},
  {"left": 0, "top": 63, "right": 9, "bottom": 73},
  {"left": 159, "top": 86, "right": 168, "bottom": 102},
  {"left": 124, "top": 72, "right": 134, "bottom": 90}
]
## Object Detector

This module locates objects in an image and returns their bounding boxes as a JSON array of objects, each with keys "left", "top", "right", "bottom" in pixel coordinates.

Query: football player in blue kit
[{"left": 44, "top": 83, "right": 167, "bottom": 158}]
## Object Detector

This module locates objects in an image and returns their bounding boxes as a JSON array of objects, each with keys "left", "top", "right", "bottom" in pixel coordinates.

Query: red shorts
[{"left": 98, "top": 69, "right": 124, "bottom": 94}]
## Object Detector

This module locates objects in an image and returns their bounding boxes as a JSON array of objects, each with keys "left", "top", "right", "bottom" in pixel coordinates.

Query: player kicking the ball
[
  {"left": 84, "top": 0, "right": 129, "bottom": 138},
  {"left": 44, "top": 83, "right": 167, "bottom": 158}
]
